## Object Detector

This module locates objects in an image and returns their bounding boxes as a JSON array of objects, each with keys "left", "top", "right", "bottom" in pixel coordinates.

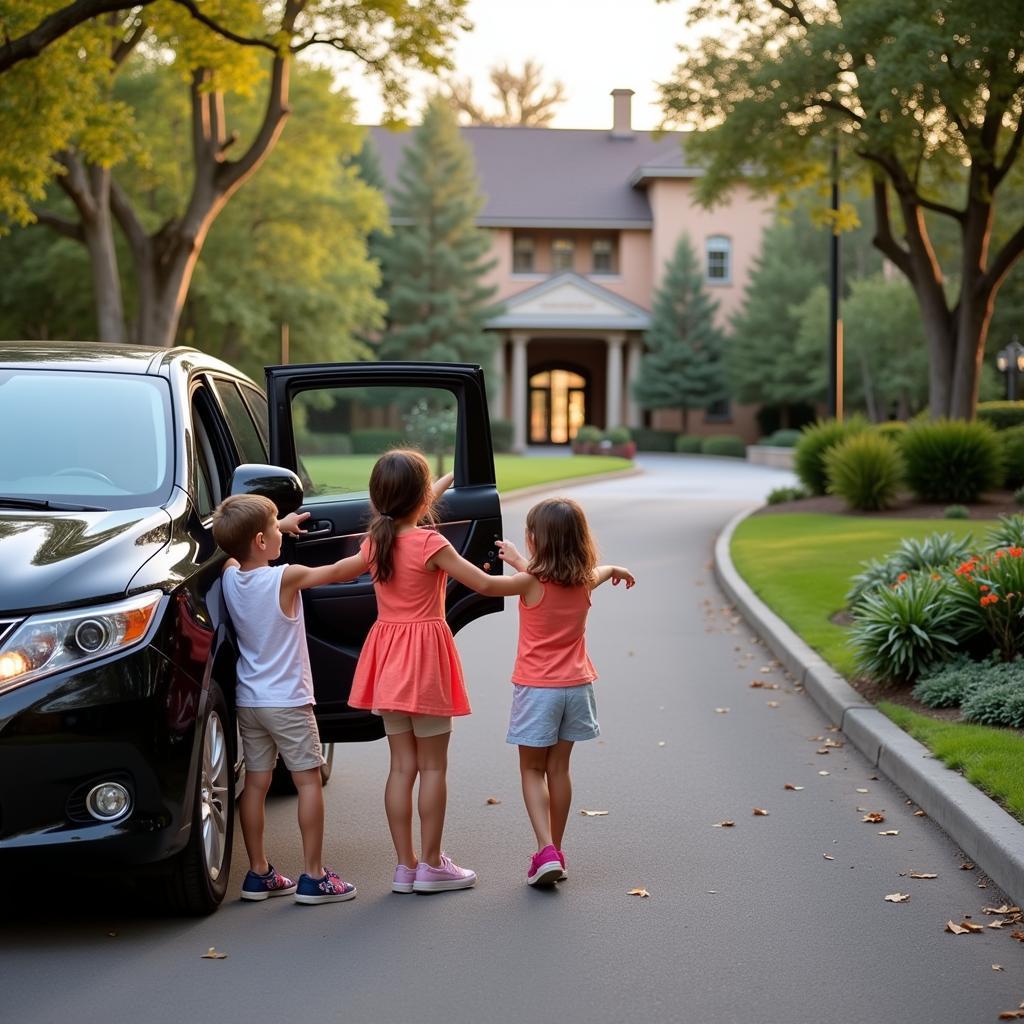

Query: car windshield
[{"left": 0, "top": 368, "right": 173, "bottom": 510}]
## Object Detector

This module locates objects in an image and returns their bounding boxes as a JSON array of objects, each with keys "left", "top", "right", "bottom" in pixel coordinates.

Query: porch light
[{"left": 995, "top": 337, "right": 1024, "bottom": 401}]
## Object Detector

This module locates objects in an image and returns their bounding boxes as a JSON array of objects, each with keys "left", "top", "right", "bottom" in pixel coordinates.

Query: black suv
[{"left": 0, "top": 344, "right": 501, "bottom": 914}]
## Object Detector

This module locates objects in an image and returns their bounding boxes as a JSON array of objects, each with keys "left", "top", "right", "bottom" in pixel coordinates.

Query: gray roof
[{"left": 368, "top": 125, "right": 697, "bottom": 229}]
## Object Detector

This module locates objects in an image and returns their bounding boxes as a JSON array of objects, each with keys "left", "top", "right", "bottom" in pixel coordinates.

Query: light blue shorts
[{"left": 506, "top": 683, "right": 600, "bottom": 748}]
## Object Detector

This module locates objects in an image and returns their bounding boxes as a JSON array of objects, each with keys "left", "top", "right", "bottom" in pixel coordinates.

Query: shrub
[
  {"left": 998, "top": 425, "right": 1024, "bottom": 488},
  {"left": 873, "top": 421, "right": 908, "bottom": 443},
  {"left": 985, "top": 513, "right": 1024, "bottom": 550},
  {"left": 760, "top": 429, "right": 802, "bottom": 447},
  {"left": 961, "top": 681, "right": 1024, "bottom": 728},
  {"left": 766, "top": 485, "right": 806, "bottom": 505},
  {"left": 976, "top": 400, "right": 1024, "bottom": 431},
  {"left": 605, "top": 425, "right": 632, "bottom": 444},
  {"left": 913, "top": 656, "right": 1022, "bottom": 710},
  {"left": 794, "top": 417, "right": 868, "bottom": 495},
  {"left": 574, "top": 424, "right": 602, "bottom": 444},
  {"left": 491, "top": 419, "right": 514, "bottom": 453},
  {"left": 825, "top": 432, "right": 903, "bottom": 511},
  {"left": 632, "top": 428, "right": 678, "bottom": 452},
  {"left": 847, "top": 557, "right": 900, "bottom": 609},
  {"left": 674, "top": 434, "right": 703, "bottom": 453},
  {"left": 900, "top": 418, "right": 1004, "bottom": 502},
  {"left": 701, "top": 434, "right": 746, "bottom": 458},
  {"left": 944, "top": 505, "right": 970, "bottom": 519},
  {"left": 351, "top": 428, "right": 406, "bottom": 454},
  {"left": 947, "top": 547, "right": 1024, "bottom": 661},
  {"left": 849, "top": 573, "right": 961, "bottom": 683},
  {"left": 1017, "top": 485, "right": 1024, "bottom": 507}
]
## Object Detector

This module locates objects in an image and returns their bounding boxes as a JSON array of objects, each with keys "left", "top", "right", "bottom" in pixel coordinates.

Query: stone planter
[{"left": 747, "top": 444, "right": 796, "bottom": 469}]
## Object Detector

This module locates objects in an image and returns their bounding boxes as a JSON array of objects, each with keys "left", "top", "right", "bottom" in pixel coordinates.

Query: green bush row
[
  {"left": 672, "top": 434, "right": 746, "bottom": 457},
  {"left": 912, "top": 657, "right": 1024, "bottom": 728}
]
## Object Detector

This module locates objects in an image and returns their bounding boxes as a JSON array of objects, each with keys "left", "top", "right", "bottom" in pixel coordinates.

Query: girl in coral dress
[{"left": 347, "top": 449, "right": 529, "bottom": 894}]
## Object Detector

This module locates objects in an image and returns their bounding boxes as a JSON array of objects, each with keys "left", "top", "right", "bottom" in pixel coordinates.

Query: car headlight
[{"left": 0, "top": 591, "right": 163, "bottom": 695}]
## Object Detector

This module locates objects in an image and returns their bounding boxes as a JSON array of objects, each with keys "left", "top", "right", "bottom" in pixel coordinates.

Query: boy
[{"left": 213, "top": 494, "right": 366, "bottom": 905}]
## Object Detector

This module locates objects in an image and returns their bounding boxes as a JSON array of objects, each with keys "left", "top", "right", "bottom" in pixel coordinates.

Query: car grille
[{"left": 0, "top": 619, "right": 19, "bottom": 647}]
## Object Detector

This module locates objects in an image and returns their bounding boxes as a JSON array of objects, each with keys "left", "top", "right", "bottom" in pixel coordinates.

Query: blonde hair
[
  {"left": 366, "top": 449, "right": 438, "bottom": 584},
  {"left": 525, "top": 498, "right": 598, "bottom": 587},
  {"left": 212, "top": 494, "right": 277, "bottom": 561}
]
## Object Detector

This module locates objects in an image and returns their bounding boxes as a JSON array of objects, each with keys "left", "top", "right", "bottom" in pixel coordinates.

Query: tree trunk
[{"left": 858, "top": 348, "right": 878, "bottom": 422}]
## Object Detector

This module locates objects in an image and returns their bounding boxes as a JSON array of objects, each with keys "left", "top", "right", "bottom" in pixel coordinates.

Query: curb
[
  {"left": 500, "top": 466, "right": 644, "bottom": 503},
  {"left": 714, "top": 506, "right": 1024, "bottom": 906}
]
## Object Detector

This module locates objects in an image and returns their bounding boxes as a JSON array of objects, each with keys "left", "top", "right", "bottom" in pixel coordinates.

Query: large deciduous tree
[
  {"left": 658, "top": 0, "right": 1024, "bottom": 419},
  {"left": 377, "top": 95, "right": 502, "bottom": 364},
  {"left": 3, "top": 0, "right": 469, "bottom": 346},
  {"left": 447, "top": 59, "right": 566, "bottom": 126},
  {"left": 633, "top": 233, "right": 727, "bottom": 432}
]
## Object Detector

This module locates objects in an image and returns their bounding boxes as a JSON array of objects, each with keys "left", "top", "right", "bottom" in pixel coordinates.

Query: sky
[{"left": 317, "top": 0, "right": 703, "bottom": 130}]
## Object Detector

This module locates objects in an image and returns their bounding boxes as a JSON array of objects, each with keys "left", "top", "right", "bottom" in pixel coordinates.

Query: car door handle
[{"left": 301, "top": 520, "right": 334, "bottom": 538}]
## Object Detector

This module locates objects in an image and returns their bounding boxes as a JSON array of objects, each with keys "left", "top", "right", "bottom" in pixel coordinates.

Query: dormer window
[
  {"left": 513, "top": 234, "right": 535, "bottom": 273},
  {"left": 706, "top": 235, "right": 732, "bottom": 284},
  {"left": 552, "top": 237, "right": 575, "bottom": 273},
  {"left": 591, "top": 237, "right": 616, "bottom": 274}
]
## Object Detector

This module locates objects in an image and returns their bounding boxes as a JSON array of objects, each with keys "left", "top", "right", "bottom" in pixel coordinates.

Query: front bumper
[{"left": 0, "top": 643, "right": 202, "bottom": 865}]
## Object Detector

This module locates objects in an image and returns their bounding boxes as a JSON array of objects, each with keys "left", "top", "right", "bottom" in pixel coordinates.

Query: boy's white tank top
[{"left": 222, "top": 565, "right": 315, "bottom": 708}]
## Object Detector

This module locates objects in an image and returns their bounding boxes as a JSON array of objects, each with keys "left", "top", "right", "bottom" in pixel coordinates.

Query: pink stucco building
[{"left": 371, "top": 90, "right": 774, "bottom": 447}]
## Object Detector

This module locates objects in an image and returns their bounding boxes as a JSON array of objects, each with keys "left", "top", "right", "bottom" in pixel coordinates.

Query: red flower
[
  {"left": 980, "top": 594, "right": 1000, "bottom": 607},
  {"left": 980, "top": 585, "right": 990, "bottom": 592},
  {"left": 896, "top": 572, "right": 909, "bottom": 583},
  {"left": 1009, "top": 547, "right": 1023, "bottom": 558}
]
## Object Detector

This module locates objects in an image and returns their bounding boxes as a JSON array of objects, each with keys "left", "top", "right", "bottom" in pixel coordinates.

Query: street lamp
[{"left": 996, "top": 336, "right": 1024, "bottom": 401}]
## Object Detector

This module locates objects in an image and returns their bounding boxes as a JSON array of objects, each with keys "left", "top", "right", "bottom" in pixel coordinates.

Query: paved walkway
[{"left": 3, "top": 456, "right": 1021, "bottom": 1024}]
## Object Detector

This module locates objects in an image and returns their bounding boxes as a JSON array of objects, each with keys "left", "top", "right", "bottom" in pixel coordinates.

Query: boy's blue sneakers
[
  {"left": 240, "top": 863, "right": 297, "bottom": 901},
  {"left": 294, "top": 868, "right": 357, "bottom": 904}
]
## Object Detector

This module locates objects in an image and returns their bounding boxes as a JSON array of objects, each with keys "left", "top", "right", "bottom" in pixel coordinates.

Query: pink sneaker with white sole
[
  {"left": 392, "top": 863, "right": 417, "bottom": 893},
  {"left": 527, "top": 844, "right": 563, "bottom": 887},
  {"left": 413, "top": 853, "right": 477, "bottom": 893},
  {"left": 556, "top": 848, "right": 567, "bottom": 881}
]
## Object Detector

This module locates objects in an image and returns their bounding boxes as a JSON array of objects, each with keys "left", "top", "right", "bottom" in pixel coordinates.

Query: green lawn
[
  {"left": 302, "top": 453, "right": 632, "bottom": 497},
  {"left": 731, "top": 512, "right": 1023, "bottom": 821}
]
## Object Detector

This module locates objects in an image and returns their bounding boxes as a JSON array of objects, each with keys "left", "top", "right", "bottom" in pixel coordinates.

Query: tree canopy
[
  {"left": 447, "top": 59, "right": 566, "bottom": 126},
  {"left": 658, "top": 0, "right": 1024, "bottom": 419}
]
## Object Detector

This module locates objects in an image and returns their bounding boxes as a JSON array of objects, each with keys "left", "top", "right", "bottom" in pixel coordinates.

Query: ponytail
[{"left": 365, "top": 449, "right": 436, "bottom": 584}]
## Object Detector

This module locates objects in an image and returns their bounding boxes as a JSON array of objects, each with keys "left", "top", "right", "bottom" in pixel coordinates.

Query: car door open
[{"left": 265, "top": 362, "right": 503, "bottom": 743}]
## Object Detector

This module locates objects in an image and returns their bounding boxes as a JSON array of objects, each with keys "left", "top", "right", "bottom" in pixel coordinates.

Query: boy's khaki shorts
[
  {"left": 237, "top": 704, "right": 323, "bottom": 773},
  {"left": 377, "top": 711, "right": 452, "bottom": 738}
]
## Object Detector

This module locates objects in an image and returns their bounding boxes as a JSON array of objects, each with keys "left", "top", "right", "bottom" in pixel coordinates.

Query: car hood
[{"left": 0, "top": 507, "right": 171, "bottom": 615}]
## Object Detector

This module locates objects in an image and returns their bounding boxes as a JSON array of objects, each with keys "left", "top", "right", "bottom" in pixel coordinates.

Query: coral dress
[{"left": 347, "top": 528, "right": 471, "bottom": 717}]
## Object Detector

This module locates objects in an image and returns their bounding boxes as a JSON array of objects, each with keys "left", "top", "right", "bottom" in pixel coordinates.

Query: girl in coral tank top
[
  {"left": 348, "top": 449, "right": 544, "bottom": 895},
  {"left": 496, "top": 498, "right": 635, "bottom": 888}
]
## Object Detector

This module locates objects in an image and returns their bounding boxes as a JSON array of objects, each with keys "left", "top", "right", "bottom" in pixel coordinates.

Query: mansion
[{"left": 370, "top": 90, "right": 773, "bottom": 447}]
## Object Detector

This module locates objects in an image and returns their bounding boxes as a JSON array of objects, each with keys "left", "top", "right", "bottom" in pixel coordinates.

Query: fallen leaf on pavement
[
  {"left": 945, "top": 921, "right": 975, "bottom": 935},
  {"left": 657, "top": 740, "right": 666, "bottom": 747},
  {"left": 784, "top": 783, "right": 804, "bottom": 791},
  {"left": 580, "top": 809, "right": 608, "bottom": 816},
  {"left": 823, "top": 854, "right": 835, "bottom": 860},
  {"left": 856, "top": 788, "right": 869, "bottom": 793},
  {"left": 909, "top": 872, "right": 938, "bottom": 879},
  {"left": 983, "top": 905, "right": 1020, "bottom": 915},
  {"left": 201, "top": 948, "right": 228, "bottom": 959},
  {"left": 1011, "top": 931, "right": 1024, "bottom": 943},
  {"left": 486, "top": 797, "right": 501, "bottom": 805},
  {"left": 752, "top": 807, "right": 769, "bottom": 816},
  {"left": 862, "top": 812, "right": 886, "bottom": 823},
  {"left": 712, "top": 820, "right": 736, "bottom": 828},
  {"left": 759, "top": 666, "right": 773, "bottom": 673},
  {"left": 997, "top": 1012, "right": 1024, "bottom": 1021},
  {"left": 914, "top": 809, "right": 926, "bottom": 816},
  {"left": 818, "top": 770, "right": 830, "bottom": 776},
  {"left": 992, "top": 964, "right": 1004, "bottom": 971},
  {"left": 823, "top": 739, "right": 844, "bottom": 748},
  {"left": 884, "top": 893, "right": 910, "bottom": 903},
  {"left": 767, "top": 701, "right": 780, "bottom": 708},
  {"left": 960, "top": 862, "right": 975, "bottom": 870},
  {"left": 878, "top": 830, "right": 900, "bottom": 836},
  {"left": 627, "top": 888, "right": 650, "bottom": 898},
  {"left": 715, "top": 707, "right": 730, "bottom": 714},
  {"left": 816, "top": 748, "right": 830, "bottom": 755}
]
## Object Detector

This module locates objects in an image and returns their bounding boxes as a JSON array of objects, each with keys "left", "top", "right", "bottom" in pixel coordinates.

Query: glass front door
[{"left": 528, "top": 368, "right": 588, "bottom": 444}]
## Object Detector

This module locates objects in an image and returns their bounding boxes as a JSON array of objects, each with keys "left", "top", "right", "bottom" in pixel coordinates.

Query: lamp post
[
  {"left": 996, "top": 336, "right": 1024, "bottom": 401},
  {"left": 827, "top": 136, "right": 843, "bottom": 420}
]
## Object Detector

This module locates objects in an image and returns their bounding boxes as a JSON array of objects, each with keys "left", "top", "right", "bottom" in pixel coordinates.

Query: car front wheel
[{"left": 163, "top": 683, "right": 235, "bottom": 915}]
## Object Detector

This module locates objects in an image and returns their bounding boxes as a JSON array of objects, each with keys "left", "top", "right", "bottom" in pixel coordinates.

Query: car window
[
  {"left": 213, "top": 379, "right": 267, "bottom": 465},
  {"left": 190, "top": 386, "right": 229, "bottom": 517},
  {"left": 239, "top": 385, "right": 269, "bottom": 452},
  {"left": 291, "top": 385, "right": 459, "bottom": 500},
  {"left": 0, "top": 369, "right": 173, "bottom": 510}
]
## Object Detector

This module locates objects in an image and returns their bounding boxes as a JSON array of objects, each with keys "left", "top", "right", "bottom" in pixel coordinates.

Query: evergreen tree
[
  {"left": 378, "top": 95, "right": 502, "bottom": 365},
  {"left": 633, "top": 234, "right": 726, "bottom": 432}
]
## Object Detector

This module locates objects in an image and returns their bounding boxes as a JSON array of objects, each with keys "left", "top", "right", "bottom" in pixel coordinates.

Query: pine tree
[
  {"left": 378, "top": 96, "right": 503, "bottom": 364},
  {"left": 633, "top": 234, "right": 727, "bottom": 432}
]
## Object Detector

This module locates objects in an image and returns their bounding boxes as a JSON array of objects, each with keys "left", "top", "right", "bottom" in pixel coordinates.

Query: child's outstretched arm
[
  {"left": 280, "top": 550, "right": 370, "bottom": 612},
  {"left": 496, "top": 539, "right": 529, "bottom": 573},
  {"left": 432, "top": 471, "right": 454, "bottom": 503},
  {"left": 592, "top": 565, "right": 636, "bottom": 590},
  {"left": 429, "top": 545, "right": 541, "bottom": 601}
]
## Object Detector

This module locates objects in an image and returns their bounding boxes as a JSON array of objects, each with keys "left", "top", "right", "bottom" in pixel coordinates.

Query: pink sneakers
[
  {"left": 556, "top": 848, "right": 567, "bottom": 881},
  {"left": 412, "top": 853, "right": 477, "bottom": 893},
  {"left": 527, "top": 844, "right": 563, "bottom": 887},
  {"left": 392, "top": 863, "right": 417, "bottom": 894}
]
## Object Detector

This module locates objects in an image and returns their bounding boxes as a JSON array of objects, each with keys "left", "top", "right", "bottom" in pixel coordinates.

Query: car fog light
[{"left": 86, "top": 782, "right": 131, "bottom": 821}]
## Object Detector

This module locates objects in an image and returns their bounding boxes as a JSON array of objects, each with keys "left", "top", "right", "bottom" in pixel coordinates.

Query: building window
[
  {"left": 591, "top": 237, "right": 616, "bottom": 274},
  {"left": 552, "top": 237, "right": 575, "bottom": 273},
  {"left": 706, "top": 235, "right": 731, "bottom": 284},
  {"left": 704, "top": 398, "right": 732, "bottom": 423},
  {"left": 512, "top": 234, "right": 535, "bottom": 273}
]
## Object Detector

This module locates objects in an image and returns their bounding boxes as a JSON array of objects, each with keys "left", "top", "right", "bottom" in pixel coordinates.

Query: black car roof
[{"left": 0, "top": 342, "right": 250, "bottom": 381}]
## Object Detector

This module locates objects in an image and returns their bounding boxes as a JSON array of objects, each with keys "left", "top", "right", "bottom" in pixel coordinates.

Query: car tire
[
  {"left": 268, "top": 742, "right": 334, "bottom": 795},
  {"left": 162, "top": 683, "right": 235, "bottom": 916}
]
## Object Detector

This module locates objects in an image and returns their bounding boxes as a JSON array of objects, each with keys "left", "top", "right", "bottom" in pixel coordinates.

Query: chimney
[{"left": 610, "top": 88, "right": 634, "bottom": 139}]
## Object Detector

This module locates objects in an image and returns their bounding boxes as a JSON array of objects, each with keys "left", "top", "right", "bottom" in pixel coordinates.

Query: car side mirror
[{"left": 228, "top": 464, "right": 304, "bottom": 516}]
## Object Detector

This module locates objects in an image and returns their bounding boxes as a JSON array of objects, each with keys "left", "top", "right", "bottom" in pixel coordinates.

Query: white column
[
  {"left": 605, "top": 332, "right": 625, "bottom": 430},
  {"left": 488, "top": 336, "right": 504, "bottom": 420},
  {"left": 625, "top": 338, "right": 643, "bottom": 429},
  {"left": 511, "top": 332, "right": 529, "bottom": 452}
]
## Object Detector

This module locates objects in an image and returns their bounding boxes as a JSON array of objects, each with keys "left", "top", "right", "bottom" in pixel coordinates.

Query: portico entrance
[{"left": 528, "top": 366, "right": 589, "bottom": 444}]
